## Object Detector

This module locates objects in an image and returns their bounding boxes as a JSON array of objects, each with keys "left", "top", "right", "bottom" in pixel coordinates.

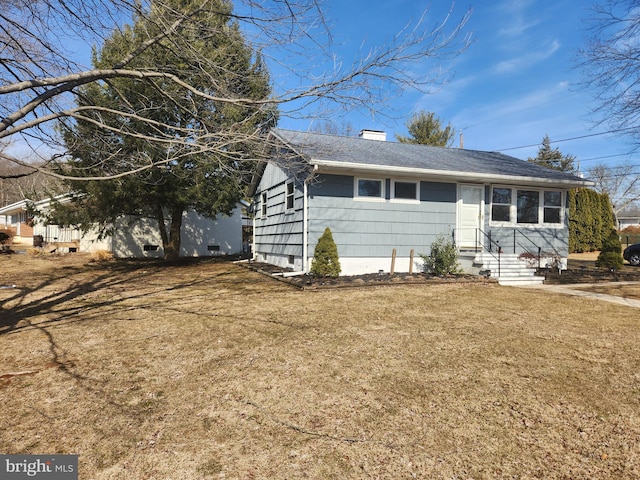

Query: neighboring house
[
  {"left": 249, "top": 129, "right": 593, "bottom": 283},
  {"left": 618, "top": 208, "right": 640, "bottom": 230},
  {"left": 0, "top": 196, "right": 245, "bottom": 257},
  {"left": 0, "top": 199, "right": 34, "bottom": 245}
]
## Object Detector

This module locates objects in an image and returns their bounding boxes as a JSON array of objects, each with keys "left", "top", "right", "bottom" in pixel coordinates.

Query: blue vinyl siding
[
  {"left": 480, "top": 185, "right": 570, "bottom": 255},
  {"left": 254, "top": 168, "right": 572, "bottom": 271},
  {"left": 308, "top": 174, "right": 456, "bottom": 258},
  {"left": 253, "top": 163, "right": 305, "bottom": 265}
]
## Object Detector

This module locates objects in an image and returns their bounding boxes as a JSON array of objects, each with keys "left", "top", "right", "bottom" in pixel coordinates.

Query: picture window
[
  {"left": 392, "top": 181, "right": 418, "bottom": 200},
  {"left": 355, "top": 178, "right": 384, "bottom": 200}
]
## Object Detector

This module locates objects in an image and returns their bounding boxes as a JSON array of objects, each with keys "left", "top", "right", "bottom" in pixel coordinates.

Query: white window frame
[
  {"left": 391, "top": 180, "right": 419, "bottom": 203},
  {"left": 354, "top": 177, "right": 385, "bottom": 202},
  {"left": 489, "top": 186, "right": 564, "bottom": 228},
  {"left": 543, "top": 190, "right": 563, "bottom": 224},
  {"left": 261, "top": 192, "right": 268, "bottom": 218},
  {"left": 285, "top": 181, "right": 295, "bottom": 212}
]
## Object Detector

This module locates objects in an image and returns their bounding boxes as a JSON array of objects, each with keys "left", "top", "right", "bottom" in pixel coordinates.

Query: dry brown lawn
[{"left": 1, "top": 253, "right": 640, "bottom": 479}]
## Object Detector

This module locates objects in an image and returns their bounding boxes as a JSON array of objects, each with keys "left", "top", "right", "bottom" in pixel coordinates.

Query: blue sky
[
  {"left": 5, "top": 0, "right": 632, "bottom": 173},
  {"left": 274, "top": 0, "right": 634, "bottom": 171}
]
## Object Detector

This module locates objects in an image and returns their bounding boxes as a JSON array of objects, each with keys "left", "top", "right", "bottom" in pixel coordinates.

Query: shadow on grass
[
  {"left": 0, "top": 257, "right": 239, "bottom": 336},
  {"left": 0, "top": 256, "right": 247, "bottom": 394}
]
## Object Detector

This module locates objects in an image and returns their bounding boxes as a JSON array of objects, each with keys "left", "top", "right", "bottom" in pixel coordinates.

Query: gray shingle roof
[{"left": 272, "top": 129, "right": 591, "bottom": 186}]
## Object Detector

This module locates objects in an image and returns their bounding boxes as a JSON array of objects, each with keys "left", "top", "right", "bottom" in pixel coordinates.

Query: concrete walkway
[{"left": 516, "top": 281, "right": 640, "bottom": 308}]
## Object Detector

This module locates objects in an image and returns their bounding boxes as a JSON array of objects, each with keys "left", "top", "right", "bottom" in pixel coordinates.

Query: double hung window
[
  {"left": 286, "top": 182, "right": 295, "bottom": 211},
  {"left": 261, "top": 192, "right": 268, "bottom": 217}
]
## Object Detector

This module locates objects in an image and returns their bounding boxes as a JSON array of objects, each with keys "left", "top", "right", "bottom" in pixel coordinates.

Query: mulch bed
[
  {"left": 542, "top": 267, "right": 640, "bottom": 284},
  {"left": 240, "top": 261, "right": 497, "bottom": 290}
]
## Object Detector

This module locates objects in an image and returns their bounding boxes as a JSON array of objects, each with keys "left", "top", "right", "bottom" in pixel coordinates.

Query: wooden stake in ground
[
  {"left": 409, "top": 249, "right": 414, "bottom": 274},
  {"left": 390, "top": 248, "right": 397, "bottom": 275}
]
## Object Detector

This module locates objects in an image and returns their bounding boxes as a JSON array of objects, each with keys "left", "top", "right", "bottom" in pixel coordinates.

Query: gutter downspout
[
  {"left": 252, "top": 206, "right": 257, "bottom": 262},
  {"left": 302, "top": 165, "right": 318, "bottom": 272}
]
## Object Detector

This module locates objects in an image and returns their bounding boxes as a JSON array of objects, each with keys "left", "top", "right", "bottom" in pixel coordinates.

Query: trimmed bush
[
  {"left": 569, "top": 188, "right": 616, "bottom": 253},
  {"left": 596, "top": 229, "right": 624, "bottom": 270},
  {"left": 420, "top": 235, "right": 461, "bottom": 275},
  {"left": 310, "top": 227, "right": 341, "bottom": 277}
]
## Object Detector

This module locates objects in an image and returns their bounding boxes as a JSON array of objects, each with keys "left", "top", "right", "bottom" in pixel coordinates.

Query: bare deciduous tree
[
  {"left": 0, "top": 153, "right": 58, "bottom": 205},
  {"left": 587, "top": 161, "right": 640, "bottom": 224},
  {"left": 0, "top": 0, "right": 472, "bottom": 180},
  {"left": 581, "top": 0, "right": 640, "bottom": 143}
]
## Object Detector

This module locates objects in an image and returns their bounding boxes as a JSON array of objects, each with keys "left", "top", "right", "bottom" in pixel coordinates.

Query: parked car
[{"left": 623, "top": 243, "right": 640, "bottom": 266}]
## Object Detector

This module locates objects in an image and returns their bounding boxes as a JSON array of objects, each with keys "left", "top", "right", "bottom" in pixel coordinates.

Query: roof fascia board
[
  {"left": 0, "top": 199, "right": 31, "bottom": 214},
  {"left": 310, "top": 159, "right": 594, "bottom": 189}
]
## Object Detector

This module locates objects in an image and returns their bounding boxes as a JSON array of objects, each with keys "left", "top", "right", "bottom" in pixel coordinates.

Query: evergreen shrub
[
  {"left": 596, "top": 229, "right": 624, "bottom": 270},
  {"left": 420, "top": 235, "right": 461, "bottom": 275},
  {"left": 310, "top": 227, "right": 341, "bottom": 277}
]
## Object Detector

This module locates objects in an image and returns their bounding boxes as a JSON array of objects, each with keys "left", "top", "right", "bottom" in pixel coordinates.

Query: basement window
[{"left": 143, "top": 244, "right": 159, "bottom": 251}]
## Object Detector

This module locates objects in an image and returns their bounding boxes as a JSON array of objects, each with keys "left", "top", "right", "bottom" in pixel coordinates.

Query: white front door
[{"left": 457, "top": 184, "right": 484, "bottom": 249}]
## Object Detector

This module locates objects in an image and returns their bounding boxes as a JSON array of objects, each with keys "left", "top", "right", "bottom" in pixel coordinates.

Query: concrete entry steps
[{"left": 473, "top": 252, "right": 545, "bottom": 286}]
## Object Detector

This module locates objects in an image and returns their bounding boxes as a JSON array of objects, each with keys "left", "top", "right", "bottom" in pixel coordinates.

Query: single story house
[
  {"left": 618, "top": 208, "right": 640, "bottom": 231},
  {"left": 0, "top": 196, "right": 246, "bottom": 258},
  {"left": 0, "top": 199, "right": 34, "bottom": 245},
  {"left": 249, "top": 129, "right": 593, "bottom": 283}
]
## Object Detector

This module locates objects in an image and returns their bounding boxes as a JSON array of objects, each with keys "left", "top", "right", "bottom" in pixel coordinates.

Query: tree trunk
[
  {"left": 155, "top": 206, "right": 169, "bottom": 254},
  {"left": 165, "top": 207, "right": 183, "bottom": 261},
  {"left": 155, "top": 206, "right": 184, "bottom": 261}
]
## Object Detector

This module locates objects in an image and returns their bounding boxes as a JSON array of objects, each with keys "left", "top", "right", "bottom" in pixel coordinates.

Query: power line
[
  {"left": 579, "top": 153, "right": 631, "bottom": 163},
  {"left": 496, "top": 126, "right": 638, "bottom": 152}
]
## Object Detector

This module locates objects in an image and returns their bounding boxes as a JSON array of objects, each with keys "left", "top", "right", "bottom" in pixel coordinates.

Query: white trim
[
  {"left": 390, "top": 179, "right": 419, "bottom": 203},
  {"left": 489, "top": 185, "right": 565, "bottom": 228},
  {"left": 303, "top": 177, "right": 309, "bottom": 272},
  {"left": 260, "top": 192, "right": 268, "bottom": 218},
  {"left": 285, "top": 181, "right": 295, "bottom": 213},
  {"left": 456, "top": 184, "right": 485, "bottom": 249},
  {"left": 354, "top": 177, "right": 385, "bottom": 202}
]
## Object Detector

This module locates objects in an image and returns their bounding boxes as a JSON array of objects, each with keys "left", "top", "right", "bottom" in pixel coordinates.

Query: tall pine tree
[
  {"left": 56, "top": 0, "right": 275, "bottom": 260},
  {"left": 395, "top": 111, "right": 456, "bottom": 147},
  {"left": 528, "top": 135, "right": 576, "bottom": 172}
]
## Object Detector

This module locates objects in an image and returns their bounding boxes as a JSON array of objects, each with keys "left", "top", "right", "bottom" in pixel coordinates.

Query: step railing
[
  {"left": 477, "top": 228, "right": 501, "bottom": 277},
  {"left": 454, "top": 228, "right": 561, "bottom": 277},
  {"left": 453, "top": 228, "right": 501, "bottom": 277}
]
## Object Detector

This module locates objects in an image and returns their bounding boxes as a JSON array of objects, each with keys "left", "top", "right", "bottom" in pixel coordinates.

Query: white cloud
[
  {"left": 496, "top": 0, "right": 539, "bottom": 38},
  {"left": 492, "top": 39, "right": 561, "bottom": 73}
]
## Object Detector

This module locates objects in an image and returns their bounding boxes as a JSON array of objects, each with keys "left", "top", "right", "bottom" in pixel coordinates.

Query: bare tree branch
[
  {"left": 588, "top": 161, "right": 640, "bottom": 223},
  {"left": 0, "top": 0, "right": 472, "bottom": 181}
]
